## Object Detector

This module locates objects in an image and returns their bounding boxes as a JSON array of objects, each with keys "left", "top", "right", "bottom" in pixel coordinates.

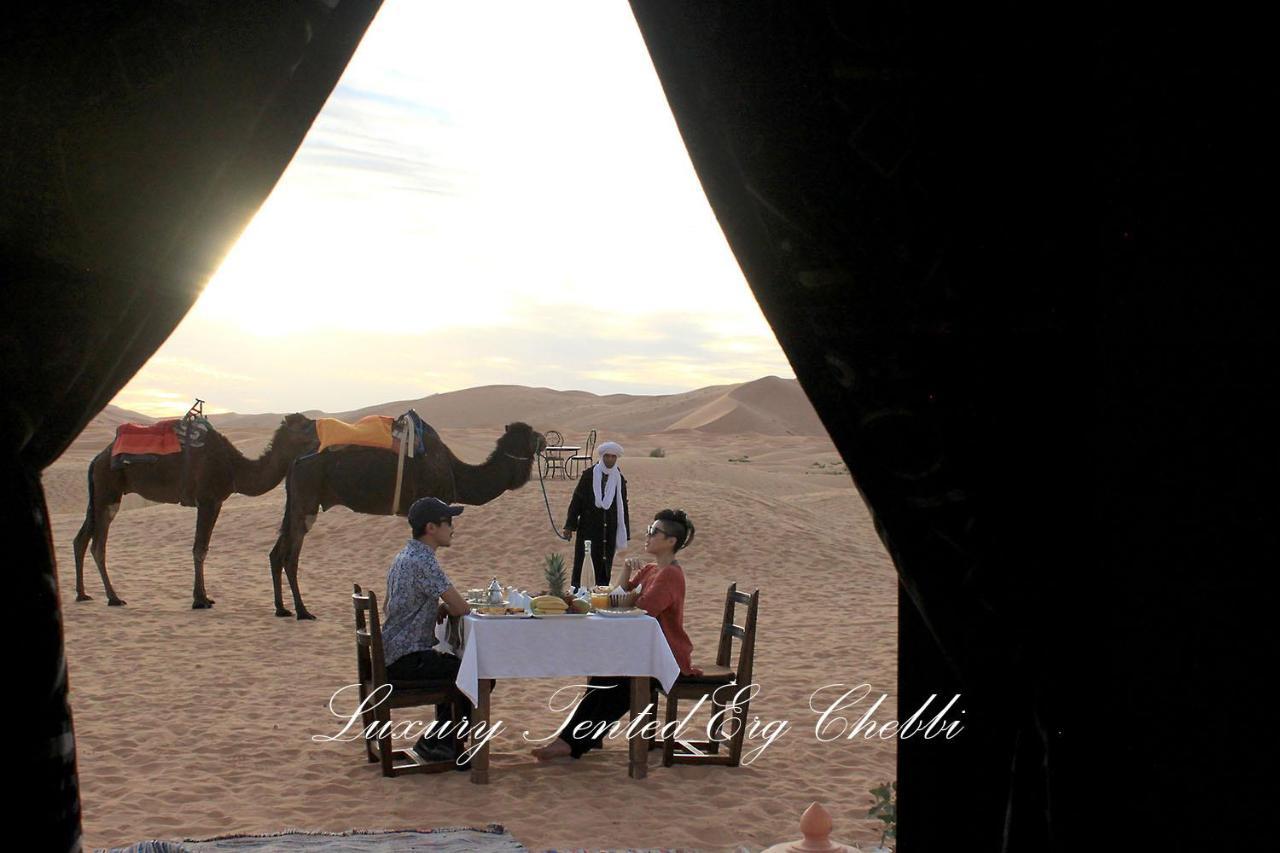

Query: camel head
[
  {"left": 277, "top": 413, "right": 320, "bottom": 454},
  {"left": 500, "top": 421, "right": 546, "bottom": 461}
]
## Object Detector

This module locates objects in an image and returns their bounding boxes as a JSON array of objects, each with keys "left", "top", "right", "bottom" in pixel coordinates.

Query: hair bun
[{"left": 656, "top": 508, "right": 694, "bottom": 550}]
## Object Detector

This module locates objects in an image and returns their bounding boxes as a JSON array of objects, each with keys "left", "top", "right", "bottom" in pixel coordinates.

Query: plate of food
[
  {"left": 593, "top": 607, "right": 647, "bottom": 618},
  {"left": 529, "top": 594, "right": 591, "bottom": 617},
  {"left": 472, "top": 606, "right": 531, "bottom": 618}
]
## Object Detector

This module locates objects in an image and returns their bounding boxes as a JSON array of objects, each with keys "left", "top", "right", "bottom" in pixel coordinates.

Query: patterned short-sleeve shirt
[{"left": 382, "top": 539, "right": 452, "bottom": 667}]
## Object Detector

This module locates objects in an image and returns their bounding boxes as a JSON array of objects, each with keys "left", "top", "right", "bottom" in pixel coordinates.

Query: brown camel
[
  {"left": 73, "top": 414, "right": 319, "bottom": 608},
  {"left": 268, "top": 421, "right": 546, "bottom": 619}
]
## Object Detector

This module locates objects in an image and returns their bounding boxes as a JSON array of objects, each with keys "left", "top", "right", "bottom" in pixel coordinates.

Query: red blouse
[{"left": 626, "top": 562, "right": 696, "bottom": 675}]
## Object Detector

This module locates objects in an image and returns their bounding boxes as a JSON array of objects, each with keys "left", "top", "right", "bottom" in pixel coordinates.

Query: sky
[{"left": 112, "top": 0, "right": 793, "bottom": 416}]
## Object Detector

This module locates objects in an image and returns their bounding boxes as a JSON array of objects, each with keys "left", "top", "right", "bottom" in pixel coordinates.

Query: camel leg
[
  {"left": 269, "top": 530, "right": 292, "bottom": 617},
  {"left": 90, "top": 502, "right": 125, "bottom": 606},
  {"left": 72, "top": 513, "right": 94, "bottom": 602},
  {"left": 285, "top": 513, "right": 317, "bottom": 621},
  {"left": 191, "top": 500, "right": 221, "bottom": 609}
]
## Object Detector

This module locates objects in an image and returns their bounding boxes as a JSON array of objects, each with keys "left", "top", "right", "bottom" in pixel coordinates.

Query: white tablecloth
[{"left": 434, "top": 614, "right": 680, "bottom": 703}]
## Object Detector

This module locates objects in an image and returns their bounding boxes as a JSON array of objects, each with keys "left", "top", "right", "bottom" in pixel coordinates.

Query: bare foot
[{"left": 531, "top": 739, "right": 572, "bottom": 761}]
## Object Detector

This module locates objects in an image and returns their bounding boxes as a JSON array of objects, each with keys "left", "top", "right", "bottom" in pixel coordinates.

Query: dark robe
[{"left": 563, "top": 466, "right": 630, "bottom": 588}]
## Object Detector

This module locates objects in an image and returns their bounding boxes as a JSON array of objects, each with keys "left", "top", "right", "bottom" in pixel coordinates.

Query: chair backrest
[
  {"left": 582, "top": 428, "right": 597, "bottom": 458},
  {"left": 352, "top": 583, "right": 390, "bottom": 687},
  {"left": 715, "top": 583, "right": 760, "bottom": 689},
  {"left": 545, "top": 429, "right": 563, "bottom": 447}
]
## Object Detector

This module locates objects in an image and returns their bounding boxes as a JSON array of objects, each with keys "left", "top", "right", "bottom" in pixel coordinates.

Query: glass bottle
[{"left": 582, "top": 540, "right": 595, "bottom": 594}]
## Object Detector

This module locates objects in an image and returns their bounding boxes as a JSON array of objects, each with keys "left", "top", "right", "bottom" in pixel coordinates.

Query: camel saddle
[
  {"left": 316, "top": 410, "right": 433, "bottom": 455},
  {"left": 110, "top": 416, "right": 212, "bottom": 505},
  {"left": 110, "top": 416, "right": 210, "bottom": 468}
]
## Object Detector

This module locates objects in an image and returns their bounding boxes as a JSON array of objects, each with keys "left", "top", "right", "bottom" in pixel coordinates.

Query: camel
[
  {"left": 268, "top": 421, "right": 546, "bottom": 620},
  {"left": 73, "top": 414, "right": 319, "bottom": 608}
]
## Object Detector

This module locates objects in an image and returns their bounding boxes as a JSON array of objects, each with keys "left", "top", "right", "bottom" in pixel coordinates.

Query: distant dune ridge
[{"left": 103, "top": 375, "right": 827, "bottom": 437}]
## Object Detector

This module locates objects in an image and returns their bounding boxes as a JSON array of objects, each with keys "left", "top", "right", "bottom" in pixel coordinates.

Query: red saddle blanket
[{"left": 112, "top": 419, "right": 182, "bottom": 457}]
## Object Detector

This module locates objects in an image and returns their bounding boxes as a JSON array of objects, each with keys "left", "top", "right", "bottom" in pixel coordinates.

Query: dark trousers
[
  {"left": 386, "top": 649, "right": 469, "bottom": 738},
  {"left": 557, "top": 675, "right": 686, "bottom": 758},
  {"left": 572, "top": 531, "right": 617, "bottom": 589}
]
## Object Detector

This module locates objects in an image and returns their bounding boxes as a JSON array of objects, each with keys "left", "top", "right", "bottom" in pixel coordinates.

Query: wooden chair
[
  {"left": 565, "top": 428, "right": 598, "bottom": 478},
  {"left": 352, "top": 584, "right": 465, "bottom": 776},
  {"left": 538, "top": 429, "right": 568, "bottom": 479},
  {"left": 659, "top": 583, "right": 759, "bottom": 766}
]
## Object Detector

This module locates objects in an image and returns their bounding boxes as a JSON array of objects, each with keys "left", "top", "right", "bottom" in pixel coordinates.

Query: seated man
[{"left": 381, "top": 496, "right": 471, "bottom": 764}]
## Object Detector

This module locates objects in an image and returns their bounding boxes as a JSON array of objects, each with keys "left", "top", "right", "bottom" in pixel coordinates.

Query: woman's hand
[{"left": 623, "top": 556, "right": 643, "bottom": 578}]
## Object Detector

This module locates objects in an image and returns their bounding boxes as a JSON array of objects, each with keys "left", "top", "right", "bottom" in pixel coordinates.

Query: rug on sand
[{"left": 95, "top": 825, "right": 523, "bottom": 852}]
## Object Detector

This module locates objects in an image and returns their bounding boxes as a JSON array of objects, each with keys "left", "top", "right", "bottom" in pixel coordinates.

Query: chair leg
[
  {"left": 728, "top": 698, "right": 751, "bottom": 767},
  {"left": 708, "top": 695, "right": 726, "bottom": 755},
  {"left": 663, "top": 693, "right": 677, "bottom": 767},
  {"left": 375, "top": 705, "right": 395, "bottom": 777},
  {"left": 359, "top": 687, "right": 378, "bottom": 763}
]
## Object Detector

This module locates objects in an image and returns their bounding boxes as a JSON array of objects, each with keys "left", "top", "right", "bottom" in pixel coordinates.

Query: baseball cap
[{"left": 408, "top": 496, "right": 464, "bottom": 528}]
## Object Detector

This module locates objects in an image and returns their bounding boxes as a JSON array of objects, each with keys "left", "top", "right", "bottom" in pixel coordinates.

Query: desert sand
[{"left": 48, "top": 378, "right": 899, "bottom": 851}]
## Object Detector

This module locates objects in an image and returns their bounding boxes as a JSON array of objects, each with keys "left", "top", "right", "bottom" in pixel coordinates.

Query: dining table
[
  {"left": 538, "top": 444, "right": 580, "bottom": 479},
  {"left": 435, "top": 610, "right": 680, "bottom": 783}
]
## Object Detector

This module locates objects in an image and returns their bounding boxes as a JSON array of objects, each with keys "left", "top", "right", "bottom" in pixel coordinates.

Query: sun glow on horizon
[{"left": 112, "top": 0, "right": 792, "bottom": 418}]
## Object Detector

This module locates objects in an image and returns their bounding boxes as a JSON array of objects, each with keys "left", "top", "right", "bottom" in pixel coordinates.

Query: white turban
[{"left": 592, "top": 441, "right": 627, "bottom": 551}]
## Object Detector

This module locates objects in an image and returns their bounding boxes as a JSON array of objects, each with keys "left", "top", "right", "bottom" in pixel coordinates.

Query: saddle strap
[{"left": 390, "top": 416, "right": 416, "bottom": 515}]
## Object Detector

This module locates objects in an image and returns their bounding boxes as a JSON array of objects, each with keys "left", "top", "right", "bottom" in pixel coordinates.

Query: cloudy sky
[{"left": 112, "top": 0, "right": 792, "bottom": 416}]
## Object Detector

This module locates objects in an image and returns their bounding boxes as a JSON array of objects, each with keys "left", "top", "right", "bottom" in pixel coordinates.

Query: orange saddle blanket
[
  {"left": 112, "top": 419, "right": 182, "bottom": 457},
  {"left": 315, "top": 416, "right": 396, "bottom": 453}
]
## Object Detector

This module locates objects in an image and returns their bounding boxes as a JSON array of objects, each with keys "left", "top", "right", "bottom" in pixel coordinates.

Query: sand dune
[
  {"left": 54, "top": 384, "right": 896, "bottom": 851},
  {"left": 667, "top": 376, "right": 828, "bottom": 435},
  {"left": 196, "top": 376, "right": 828, "bottom": 439}
]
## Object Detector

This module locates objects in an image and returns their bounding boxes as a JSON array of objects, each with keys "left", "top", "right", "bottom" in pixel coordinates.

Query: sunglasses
[{"left": 645, "top": 522, "right": 669, "bottom": 538}]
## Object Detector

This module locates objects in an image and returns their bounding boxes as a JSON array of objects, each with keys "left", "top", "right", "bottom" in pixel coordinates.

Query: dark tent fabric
[
  {"left": 627, "top": 3, "right": 1083, "bottom": 847},
  {"left": 3, "top": 3, "right": 383, "bottom": 849},
  {"left": 6, "top": 1, "right": 1273, "bottom": 849},
  {"left": 627, "top": 2, "right": 1274, "bottom": 849}
]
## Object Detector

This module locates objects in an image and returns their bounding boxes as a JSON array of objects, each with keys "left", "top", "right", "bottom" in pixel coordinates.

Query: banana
[{"left": 531, "top": 595, "right": 568, "bottom": 613}]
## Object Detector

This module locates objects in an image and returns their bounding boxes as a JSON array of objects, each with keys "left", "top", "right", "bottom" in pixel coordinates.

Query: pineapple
[
  {"left": 543, "top": 552, "right": 566, "bottom": 597},
  {"left": 532, "top": 553, "right": 570, "bottom": 614}
]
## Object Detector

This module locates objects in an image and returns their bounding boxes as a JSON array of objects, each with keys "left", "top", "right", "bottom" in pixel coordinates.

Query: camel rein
[{"left": 535, "top": 454, "right": 571, "bottom": 541}]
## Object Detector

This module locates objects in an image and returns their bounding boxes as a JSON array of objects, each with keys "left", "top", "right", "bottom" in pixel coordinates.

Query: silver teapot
[{"left": 487, "top": 577, "right": 504, "bottom": 605}]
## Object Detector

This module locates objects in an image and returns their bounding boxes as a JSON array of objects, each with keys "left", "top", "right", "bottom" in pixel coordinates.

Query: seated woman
[{"left": 532, "top": 508, "right": 701, "bottom": 761}]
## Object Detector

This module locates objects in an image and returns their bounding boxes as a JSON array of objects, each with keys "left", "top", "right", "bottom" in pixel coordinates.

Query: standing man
[
  {"left": 562, "top": 440, "right": 630, "bottom": 589},
  {"left": 382, "top": 496, "right": 470, "bottom": 764}
]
